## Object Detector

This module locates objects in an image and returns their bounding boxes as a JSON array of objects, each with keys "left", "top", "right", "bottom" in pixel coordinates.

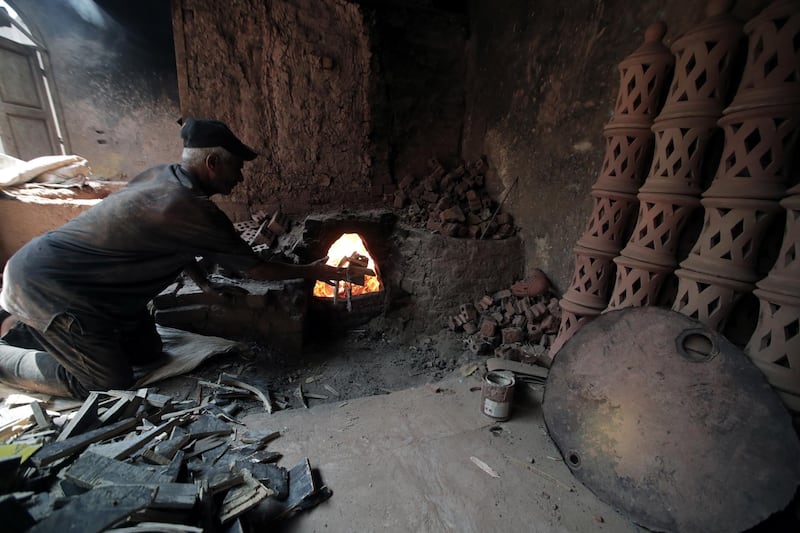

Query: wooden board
[{"left": 28, "top": 485, "right": 155, "bottom": 533}]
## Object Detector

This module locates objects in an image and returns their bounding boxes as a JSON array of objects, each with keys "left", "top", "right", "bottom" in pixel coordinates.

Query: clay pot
[
  {"left": 661, "top": 0, "right": 744, "bottom": 118},
  {"left": 606, "top": 254, "right": 674, "bottom": 311},
  {"left": 548, "top": 298, "right": 602, "bottom": 359},
  {"left": 744, "top": 183, "right": 800, "bottom": 412},
  {"left": 641, "top": 115, "right": 721, "bottom": 197},
  {"left": 621, "top": 191, "right": 701, "bottom": 267},
  {"left": 561, "top": 244, "right": 618, "bottom": 311},
  {"left": 757, "top": 185, "right": 800, "bottom": 296},
  {"left": 610, "top": 22, "right": 675, "bottom": 122},
  {"left": 671, "top": 266, "right": 753, "bottom": 331},
  {"left": 577, "top": 189, "right": 640, "bottom": 255},
  {"left": 703, "top": 105, "right": 800, "bottom": 201},
  {"left": 729, "top": 0, "right": 800, "bottom": 111},
  {"left": 680, "top": 195, "right": 783, "bottom": 283},
  {"left": 745, "top": 287, "right": 800, "bottom": 412},
  {"left": 510, "top": 269, "right": 551, "bottom": 298},
  {"left": 593, "top": 123, "right": 656, "bottom": 195}
]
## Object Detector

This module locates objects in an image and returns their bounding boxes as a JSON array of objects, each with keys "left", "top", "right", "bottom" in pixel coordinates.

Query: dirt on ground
[{"left": 154, "top": 320, "right": 482, "bottom": 417}]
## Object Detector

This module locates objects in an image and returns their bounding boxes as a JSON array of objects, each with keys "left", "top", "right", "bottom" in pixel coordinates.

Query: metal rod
[{"left": 480, "top": 176, "right": 519, "bottom": 240}]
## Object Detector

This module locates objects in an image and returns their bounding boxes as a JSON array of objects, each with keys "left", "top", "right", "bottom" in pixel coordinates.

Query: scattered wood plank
[
  {"left": 88, "top": 417, "right": 181, "bottom": 460},
  {"left": 27, "top": 484, "right": 156, "bottom": 533},
  {"left": 29, "top": 402, "right": 52, "bottom": 430},
  {"left": 64, "top": 452, "right": 171, "bottom": 488},
  {"left": 186, "top": 414, "right": 233, "bottom": 439},
  {"left": 219, "top": 469, "right": 273, "bottom": 524},
  {"left": 30, "top": 417, "right": 138, "bottom": 467},
  {"left": 57, "top": 392, "right": 100, "bottom": 442}
]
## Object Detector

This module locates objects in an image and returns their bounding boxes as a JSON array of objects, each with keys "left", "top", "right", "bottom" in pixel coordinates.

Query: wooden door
[{"left": 0, "top": 36, "right": 59, "bottom": 159}]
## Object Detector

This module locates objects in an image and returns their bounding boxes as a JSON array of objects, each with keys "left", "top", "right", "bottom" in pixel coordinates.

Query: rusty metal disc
[{"left": 542, "top": 307, "right": 800, "bottom": 533}]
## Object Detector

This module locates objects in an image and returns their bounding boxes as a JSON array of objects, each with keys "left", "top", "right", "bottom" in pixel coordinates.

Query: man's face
[{"left": 211, "top": 156, "right": 245, "bottom": 195}]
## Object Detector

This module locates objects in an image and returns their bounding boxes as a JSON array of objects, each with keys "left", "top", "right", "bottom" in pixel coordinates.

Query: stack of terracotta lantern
[
  {"left": 547, "top": 23, "right": 674, "bottom": 359},
  {"left": 741, "top": 1, "right": 800, "bottom": 412},
  {"left": 605, "top": 1, "right": 744, "bottom": 312},
  {"left": 671, "top": 0, "right": 800, "bottom": 341}
]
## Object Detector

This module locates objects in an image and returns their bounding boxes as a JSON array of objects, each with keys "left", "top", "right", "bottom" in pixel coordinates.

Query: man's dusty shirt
[{"left": 1, "top": 164, "right": 260, "bottom": 330}]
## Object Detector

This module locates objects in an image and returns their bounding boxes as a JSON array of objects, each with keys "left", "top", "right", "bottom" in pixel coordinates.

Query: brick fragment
[
  {"left": 479, "top": 317, "right": 497, "bottom": 338},
  {"left": 440, "top": 206, "right": 465, "bottom": 223},
  {"left": 501, "top": 327, "right": 524, "bottom": 345}
]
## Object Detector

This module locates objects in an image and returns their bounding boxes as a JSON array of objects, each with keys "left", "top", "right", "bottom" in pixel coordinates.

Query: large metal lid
[{"left": 543, "top": 306, "right": 800, "bottom": 532}]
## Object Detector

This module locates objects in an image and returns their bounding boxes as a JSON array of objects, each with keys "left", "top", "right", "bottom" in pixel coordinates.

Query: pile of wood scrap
[
  {"left": 391, "top": 156, "right": 516, "bottom": 240},
  {"left": 0, "top": 386, "right": 330, "bottom": 532},
  {"left": 447, "top": 283, "right": 561, "bottom": 367}
]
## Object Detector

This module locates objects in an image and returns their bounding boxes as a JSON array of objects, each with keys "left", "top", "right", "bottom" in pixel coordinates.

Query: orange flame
[{"left": 313, "top": 233, "right": 383, "bottom": 298}]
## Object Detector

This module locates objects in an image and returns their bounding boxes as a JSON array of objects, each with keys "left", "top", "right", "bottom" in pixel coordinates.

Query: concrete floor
[{"left": 242, "top": 374, "right": 640, "bottom": 532}]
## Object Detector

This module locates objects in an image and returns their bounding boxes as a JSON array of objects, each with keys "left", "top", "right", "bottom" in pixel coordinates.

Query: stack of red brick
[
  {"left": 392, "top": 157, "right": 515, "bottom": 239},
  {"left": 447, "top": 287, "right": 561, "bottom": 365}
]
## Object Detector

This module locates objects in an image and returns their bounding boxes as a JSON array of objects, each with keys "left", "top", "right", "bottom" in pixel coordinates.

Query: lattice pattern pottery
[
  {"left": 682, "top": 196, "right": 781, "bottom": 282},
  {"left": 578, "top": 190, "right": 639, "bottom": 254},
  {"left": 612, "top": 22, "right": 674, "bottom": 120},
  {"left": 672, "top": 267, "right": 752, "bottom": 330},
  {"left": 606, "top": 254, "right": 672, "bottom": 310},
  {"left": 549, "top": 298, "right": 601, "bottom": 358},
  {"left": 594, "top": 126, "right": 655, "bottom": 194},
  {"left": 746, "top": 288, "right": 800, "bottom": 412}
]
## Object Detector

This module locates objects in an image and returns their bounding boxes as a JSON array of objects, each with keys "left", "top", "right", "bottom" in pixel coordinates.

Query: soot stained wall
[
  {"left": 173, "top": 0, "right": 387, "bottom": 216},
  {"left": 11, "top": 0, "right": 180, "bottom": 179},
  {"left": 172, "top": 0, "right": 468, "bottom": 221},
  {"left": 462, "top": 0, "right": 770, "bottom": 292}
]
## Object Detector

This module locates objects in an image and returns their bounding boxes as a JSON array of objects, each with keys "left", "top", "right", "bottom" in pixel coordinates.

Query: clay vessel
[
  {"left": 511, "top": 269, "right": 551, "bottom": 298},
  {"left": 745, "top": 183, "right": 800, "bottom": 413}
]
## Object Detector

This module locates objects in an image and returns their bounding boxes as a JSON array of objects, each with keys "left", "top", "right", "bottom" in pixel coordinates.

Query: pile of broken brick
[
  {"left": 0, "top": 386, "right": 328, "bottom": 532},
  {"left": 390, "top": 156, "right": 516, "bottom": 239},
  {"left": 447, "top": 269, "right": 561, "bottom": 366}
]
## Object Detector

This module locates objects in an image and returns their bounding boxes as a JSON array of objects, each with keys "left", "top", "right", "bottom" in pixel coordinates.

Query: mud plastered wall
[
  {"left": 462, "top": 0, "right": 770, "bottom": 292},
  {"left": 173, "top": 0, "right": 387, "bottom": 215},
  {"left": 12, "top": 0, "right": 180, "bottom": 179}
]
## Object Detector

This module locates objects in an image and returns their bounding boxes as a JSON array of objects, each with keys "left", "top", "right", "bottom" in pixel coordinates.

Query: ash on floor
[{"left": 154, "top": 325, "right": 476, "bottom": 416}]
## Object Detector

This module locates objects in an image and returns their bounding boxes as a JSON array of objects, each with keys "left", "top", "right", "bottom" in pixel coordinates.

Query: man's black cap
[{"left": 180, "top": 118, "right": 258, "bottom": 161}]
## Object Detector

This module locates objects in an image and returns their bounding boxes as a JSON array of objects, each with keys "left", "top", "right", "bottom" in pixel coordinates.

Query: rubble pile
[
  {"left": 0, "top": 383, "right": 327, "bottom": 532},
  {"left": 390, "top": 157, "right": 516, "bottom": 239},
  {"left": 447, "top": 270, "right": 561, "bottom": 365}
]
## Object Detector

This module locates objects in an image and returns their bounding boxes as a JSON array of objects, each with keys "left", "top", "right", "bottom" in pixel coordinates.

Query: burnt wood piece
[
  {"left": 184, "top": 435, "right": 229, "bottom": 460},
  {"left": 98, "top": 396, "right": 133, "bottom": 425},
  {"left": 154, "top": 426, "right": 191, "bottom": 460},
  {"left": 29, "top": 402, "right": 52, "bottom": 430},
  {"left": 64, "top": 451, "right": 172, "bottom": 488},
  {"left": 275, "top": 458, "right": 317, "bottom": 519},
  {"left": 219, "top": 469, "right": 273, "bottom": 524},
  {"left": 88, "top": 417, "right": 181, "bottom": 460},
  {"left": 56, "top": 392, "right": 100, "bottom": 442},
  {"left": 27, "top": 485, "right": 156, "bottom": 533},
  {"left": 186, "top": 414, "right": 234, "bottom": 439},
  {"left": 234, "top": 459, "right": 288, "bottom": 500},
  {"left": 249, "top": 450, "right": 282, "bottom": 464},
  {"left": 30, "top": 417, "right": 138, "bottom": 467},
  {"left": 140, "top": 449, "right": 172, "bottom": 466},
  {"left": 160, "top": 449, "right": 185, "bottom": 482}
]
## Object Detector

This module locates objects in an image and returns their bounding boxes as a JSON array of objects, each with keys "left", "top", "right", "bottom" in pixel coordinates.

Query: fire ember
[{"left": 313, "top": 233, "right": 383, "bottom": 299}]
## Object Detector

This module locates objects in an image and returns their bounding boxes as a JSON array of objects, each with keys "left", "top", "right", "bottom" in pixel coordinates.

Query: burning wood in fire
[{"left": 313, "top": 233, "right": 382, "bottom": 299}]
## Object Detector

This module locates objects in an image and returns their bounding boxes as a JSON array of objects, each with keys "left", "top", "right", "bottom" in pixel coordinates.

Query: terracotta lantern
[
  {"left": 607, "top": 0, "right": 744, "bottom": 311},
  {"left": 673, "top": 0, "right": 800, "bottom": 331},
  {"left": 549, "top": 23, "right": 673, "bottom": 361},
  {"left": 746, "top": 183, "right": 800, "bottom": 412}
]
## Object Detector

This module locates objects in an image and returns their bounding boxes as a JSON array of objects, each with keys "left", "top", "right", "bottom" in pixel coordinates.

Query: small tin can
[{"left": 481, "top": 370, "right": 515, "bottom": 420}]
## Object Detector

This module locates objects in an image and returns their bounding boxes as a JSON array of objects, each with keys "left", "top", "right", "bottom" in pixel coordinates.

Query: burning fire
[{"left": 313, "top": 233, "right": 383, "bottom": 298}]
